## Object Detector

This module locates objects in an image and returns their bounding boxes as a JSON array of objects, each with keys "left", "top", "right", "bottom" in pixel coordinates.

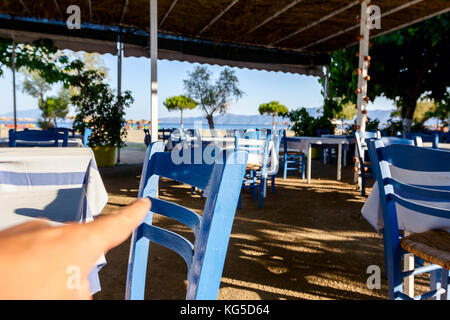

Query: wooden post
[
  {"left": 150, "top": 0, "right": 158, "bottom": 142},
  {"left": 117, "top": 36, "right": 123, "bottom": 163},
  {"left": 354, "top": 0, "right": 370, "bottom": 184}
]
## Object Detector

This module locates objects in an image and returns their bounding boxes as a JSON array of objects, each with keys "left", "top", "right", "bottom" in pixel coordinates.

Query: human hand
[{"left": 0, "top": 197, "right": 151, "bottom": 300}]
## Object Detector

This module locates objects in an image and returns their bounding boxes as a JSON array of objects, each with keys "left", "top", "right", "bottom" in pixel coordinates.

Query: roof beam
[
  {"left": 88, "top": 0, "right": 93, "bottom": 22},
  {"left": 18, "top": 0, "right": 31, "bottom": 14},
  {"left": 53, "top": 0, "right": 63, "bottom": 20},
  {"left": 119, "top": 0, "right": 129, "bottom": 24},
  {"left": 197, "top": 0, "right": 240, "bottom": 36},
  {"left": 299, "top": 0, "right": 426, "bottom": 51},
  {"left": 271, "top": 0, "right": 359, "bottom": 46},
  {"left": 248, "top": 0, "right": 303, "bottom": 34},
  {"left": 159, "top": 0, "right": 178, "bottom": 28},
  {"left": 346, "top": 6, "right": 450, "bottom": 48}
]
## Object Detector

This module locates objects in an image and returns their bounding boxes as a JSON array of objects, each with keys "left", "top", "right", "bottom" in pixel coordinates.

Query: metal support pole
[
  {"left": 150, "top": 0, "right": 158, "bottom": 142},
  {"left": 12, "top": 39, "right": 17, "bottom": 131},
  {"left": 354, "top": 0, "right": 370, "bottom": 184}
]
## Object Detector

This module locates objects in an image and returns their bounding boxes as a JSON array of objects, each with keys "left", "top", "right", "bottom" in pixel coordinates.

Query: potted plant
[{"left": 71, "top": 70, "right": 133, "bottom": 167}]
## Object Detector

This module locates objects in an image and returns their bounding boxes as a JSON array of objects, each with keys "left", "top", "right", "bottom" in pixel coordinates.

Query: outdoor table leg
[
  {"left": 307, "top": 142, "right": 312, "bottom": 184},
  {"left": 337, "top": 143, "right": 342, "bottom": 181}
]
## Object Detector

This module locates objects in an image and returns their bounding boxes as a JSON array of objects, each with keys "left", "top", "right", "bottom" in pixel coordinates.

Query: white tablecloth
[
  {"left": 285, "top": 136, "right": 353, "bottom": 183},
  {"left": 0, "top": 147, "right": 108, "bottom": 294},
  {"left": 361, "top": 165, "right": 450, "bottom": 234}
]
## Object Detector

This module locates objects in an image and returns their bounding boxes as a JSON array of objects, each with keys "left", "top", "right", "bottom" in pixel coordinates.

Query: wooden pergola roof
[{"left": 0, "top": 0, "right": 449, "bottom": 75}]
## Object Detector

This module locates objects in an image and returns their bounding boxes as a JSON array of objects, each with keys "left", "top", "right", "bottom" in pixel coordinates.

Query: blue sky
[{"left": 0, "top": 52, "right": 396, "bottom": 120}]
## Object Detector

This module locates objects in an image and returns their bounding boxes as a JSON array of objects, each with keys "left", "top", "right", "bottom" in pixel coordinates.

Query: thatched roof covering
[{"left": 0, "top": 0, "right": 449, "bottom": 75}]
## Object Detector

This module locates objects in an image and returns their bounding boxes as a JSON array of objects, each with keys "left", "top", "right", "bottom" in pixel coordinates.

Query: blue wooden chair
[
  {"left": 315, "top": 129, "right": 335, "bottom": 164},
  {"left": 9, "top": 129, "right": 68, "bottom": 147},
  {"left": 83, "top": 128, "right": 93, "bottom": 147},
  {"left": 236, "top": 129, "right": 272, "bottom": 208},
  {"left": 406, "top": 132, "right": 439, "bottom": 149},
  {"left": 280, "top": 130, "right": 306, "bottom": 180},
  {"left": 267, "top": 129, "right": 283, "bottom": 193},
  {"left": 368, "top": 140, "right": 450, "bottom": 300},
  {"left": 126, "top": 141, "right": 248, "bottom": 300},
  {"left": 354, "top": 131, "right": 380, "bottom": 196}
]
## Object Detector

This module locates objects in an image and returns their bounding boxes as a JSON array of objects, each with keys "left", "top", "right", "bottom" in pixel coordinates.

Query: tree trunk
[
  {"left": 180, "top": 109, "right": 183, "bottom": 129},
  {"left": 401, "top": 99, "right": 418, "bottom": 134},
  {"left": 206, "top": 114, "right": 215, "bottom": 129}
]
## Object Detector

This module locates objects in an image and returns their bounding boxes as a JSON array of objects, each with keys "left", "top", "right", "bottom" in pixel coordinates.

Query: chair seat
[{"left": 400, "top": 230, "right": 450, "bottom": 270}]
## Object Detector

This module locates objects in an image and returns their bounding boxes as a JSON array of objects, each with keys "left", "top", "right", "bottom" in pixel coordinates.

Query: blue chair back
[
  {"left": 83, "top": 128, "right": 93, "bottom": 147},
  {"left": 126, "top": 141, "right": 248, "bottom": 300},
  {"left": 406, "top": 132, "right": 439, "bottom": 149},
  {"left": 236, "top": 129, "right": 272, "bottom": 176},
  {"left": 380, "top": 137, "right": 415, "bottom": 146},
  {"left": 355, "top": 131, "right": 379, "bottom": 160},
  {"left": 368, "top": 140, "right": 450, "bottom": 299},
  {"left": 9, "top": 129, "right": 68, "bottom": 147}
]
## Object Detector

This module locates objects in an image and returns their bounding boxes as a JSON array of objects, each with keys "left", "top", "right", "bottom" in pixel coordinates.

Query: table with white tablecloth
[
  {"left": 0, "top": 147, "right": 108, "bottom": 294},
  {"left": 361, "top": 165, "right": 450, "bottom": 234},
  {"left": 285, "top": 136, "right": 354, "bottom": 183}
]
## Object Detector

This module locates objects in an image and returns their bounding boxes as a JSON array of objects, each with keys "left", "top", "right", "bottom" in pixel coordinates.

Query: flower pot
[{"left": 92, "top": 146, "right": 117, "bottom": 167}]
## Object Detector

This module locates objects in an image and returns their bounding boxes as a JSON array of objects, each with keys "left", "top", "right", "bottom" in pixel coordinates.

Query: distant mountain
[
  {"left": 159, "top": 108, "right": 396, "bottom": 125},
  {"left": 0, "top": 108, "right": 41, "bottom": 119},
  {"left": 1, "top": 108, "right": 396, "bottom": 125}
]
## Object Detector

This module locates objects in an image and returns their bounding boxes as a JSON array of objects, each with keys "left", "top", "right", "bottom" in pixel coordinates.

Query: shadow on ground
[{"left": 94, "top": 160, "right": 407, "bottom": 300}]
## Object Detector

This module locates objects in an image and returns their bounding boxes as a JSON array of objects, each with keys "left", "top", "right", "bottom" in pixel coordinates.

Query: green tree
[
  {"left": 71, "top": 70, "right": 133, "bottom": 148},
  {"left": 322, "top": 13, "right": 450, "bottom": 133},
  {"left": 0, "top": 38, "right": 81, "bottom": 85},
  {"left": 258, "top": 101, "right": 288, "bottom": 127},
  {"left": 163, "top": 95, "right": 197, "bottom": 128},
  {"left": 183, "top": 66, "right": 244, "bottom": 129},
  {"left": 41, "top": 88, "right": 71, "bottom": 128},
  {"left": 20, "top": 69, "right": 52, "bottom": 125}
]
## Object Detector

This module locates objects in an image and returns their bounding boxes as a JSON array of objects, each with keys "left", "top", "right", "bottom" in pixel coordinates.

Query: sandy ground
[{"left": 89, "top": 129, "right": 436, "bottom": 300}]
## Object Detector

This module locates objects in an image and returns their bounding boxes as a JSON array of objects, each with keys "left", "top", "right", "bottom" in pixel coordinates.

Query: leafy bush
[{"left": 71, "top": 70, "right": 133, "bottom": 148}]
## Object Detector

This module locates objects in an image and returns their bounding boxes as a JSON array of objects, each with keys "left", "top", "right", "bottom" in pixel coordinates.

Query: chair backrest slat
[
  {"left": 9, "top": 129, "right": 68, "bottom": 147},
  {"left": 148, "top": 196, "right": 202, "bottom": 237},
  {"left": 378, "top": 143, "right": 450, "bottom": 172},
  {"left": 139, "top": 224, "right": 194, "bottom": 267}
]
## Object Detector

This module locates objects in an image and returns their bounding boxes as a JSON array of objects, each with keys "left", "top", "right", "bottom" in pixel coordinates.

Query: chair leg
[
  {"left": 431, "top": 269, "right": 442, "bottom": 300},
  {"left": 238, "top": 193, "right": 242, "bottom": 209},
  {"left": 283, "top": 156, "right": 288, "bottom": 180},
  {"left": 360, "top": 168, "right": 366, "bottom": 197},
  {"left": 271, "top": 175, "right": 276, "bottom": 194},
  {"left": 301, "top": 155, "right": 306, "bottom": 180},
  {"left": 258, "top": 177, "right": 265, "bottom": 208},
  {"left": 440, "top": 269, "right": 449, "bottom": 300}
]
